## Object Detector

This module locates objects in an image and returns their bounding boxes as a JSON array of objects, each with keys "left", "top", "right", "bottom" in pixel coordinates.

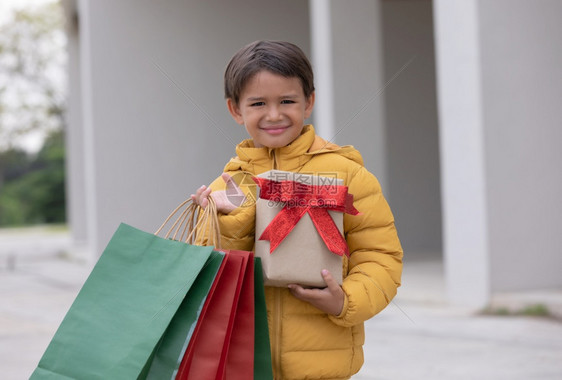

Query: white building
[{"left": 63, "top": 0, "right": 562, "bottom": 309}]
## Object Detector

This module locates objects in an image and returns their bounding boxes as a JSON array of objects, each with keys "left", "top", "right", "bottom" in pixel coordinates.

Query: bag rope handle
[{"left": 155, "top": 197, "right": 221, "bottom": 248}]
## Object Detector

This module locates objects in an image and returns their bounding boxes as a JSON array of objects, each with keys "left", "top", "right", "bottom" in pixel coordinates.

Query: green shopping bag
[
  {"left": 31, "top": 223, "right": 215, "bottom": 380},
  {"left": 254, "top": 257, "right": 274, "bottom": 379}
]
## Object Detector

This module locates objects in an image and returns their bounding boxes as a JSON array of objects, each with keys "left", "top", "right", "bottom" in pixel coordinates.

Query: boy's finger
[
  {"left": 201, "top": 198, "right": 208, "bottom": 208},
  {"left": 321, "top": 269, "right": 341, "bottom": 294},
  {"left": 288, "top": 284, "right": 310, "bottom": 300},
  {"left": 202, "top": 187, "right": 212, "bottom": 197},
  {"left": 202, "top": 188, "right": 213, "bottom": 207},
  {"left": 195, "top": 185, "right": 206, "bottom": 198}
]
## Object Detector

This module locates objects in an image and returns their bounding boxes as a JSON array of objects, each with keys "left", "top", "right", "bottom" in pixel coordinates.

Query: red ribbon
[{"left": 253, "top": 177, "right": 359, "bottom": 256}]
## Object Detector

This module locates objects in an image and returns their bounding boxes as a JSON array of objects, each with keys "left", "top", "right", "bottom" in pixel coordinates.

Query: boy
[{"left": 192, "top": 40, "right": 402, "bottom": 380}]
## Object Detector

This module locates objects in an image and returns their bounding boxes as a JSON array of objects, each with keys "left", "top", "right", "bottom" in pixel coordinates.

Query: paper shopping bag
[
  {"left": 176, "top": 250, "right": 250, "bottom": 380},
  {"left": 176, "top": 252, "right": 273, "bottom": 380},
  {"left": 31, "top": 223, "right": 214, "bottom": 380},
  {"left": 141, "top": 197, "right": 228, "bottom": 379},
  {"left": 253, "top": 257, "right": 274, "bottom": 380},
  {"left": 254, "top": 170, "right": 359, "bottom": 287},
  {"left": 141, "top": 250, "right": 225, "bottom": 379},
  {"left": 221, "top": 254, "right": 274, "bottom": 380},
  {"left": 224, "top": 251, "right": 256, "bottom": 380}
]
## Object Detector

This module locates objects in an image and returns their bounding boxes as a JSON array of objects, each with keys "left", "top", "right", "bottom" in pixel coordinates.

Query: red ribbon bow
[{"left": 253, "top": 177, "right": 360, "bottom": 256}]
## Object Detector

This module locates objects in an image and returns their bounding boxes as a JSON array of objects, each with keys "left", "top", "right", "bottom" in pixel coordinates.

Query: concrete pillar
[
  {"left": 77, "top": 0, "right": 98, "bottom": 260},
  {"left": 309, "top": 0, "right": 335, "bottom": 141},
  {"left": 63, "top": 0, "right": 89, "bottom": 257},
  {"left": 433, "top": 0, "right": 490, "bottom": 307}
]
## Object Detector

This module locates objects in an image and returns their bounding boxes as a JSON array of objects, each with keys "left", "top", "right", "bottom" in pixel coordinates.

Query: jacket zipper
[{"left": 273, "top": 149, "right": 278, "bottom": 170}]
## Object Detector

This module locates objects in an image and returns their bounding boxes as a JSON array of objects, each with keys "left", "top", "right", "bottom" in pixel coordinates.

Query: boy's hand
[
  {"left": 287, "top": 269, "right": 345, "bottom": 316},
  {"left": 190, "top": 173, "right": 246, "bottom": 214}
]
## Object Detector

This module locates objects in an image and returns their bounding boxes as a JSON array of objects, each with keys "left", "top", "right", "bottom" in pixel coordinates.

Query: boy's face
[{"left": 227, "top": 70, "right": 315, "bottom": 148}]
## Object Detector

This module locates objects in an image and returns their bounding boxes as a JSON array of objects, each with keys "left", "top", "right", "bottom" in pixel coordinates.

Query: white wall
[
  {"left": 78, "top": 0, "right": 310, "bottom": 255},
  {"left": 478, "top": 0, "right": 562, "bottom": 292}
]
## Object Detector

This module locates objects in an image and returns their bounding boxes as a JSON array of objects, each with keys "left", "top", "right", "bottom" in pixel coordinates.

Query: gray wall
[
  {"left": 79, "top": 0, "right": 310, "bottom": 254},
  {"left": 330, "top": 0, "right": 388, "bottom": 191},
  {"left": 479, "top": 0, "right": 562, "bottom": 292},
  {"left": 381, "top": 0, "right": 442, "bottom": 256}
]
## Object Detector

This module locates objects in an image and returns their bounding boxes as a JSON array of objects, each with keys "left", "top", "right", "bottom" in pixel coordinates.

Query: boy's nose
[{"left": 266, "top": 106, "right": 281, "bottom": 121}]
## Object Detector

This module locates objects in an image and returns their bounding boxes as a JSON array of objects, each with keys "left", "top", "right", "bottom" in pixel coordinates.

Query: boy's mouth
[{"left": 261, "top": 126, "right": 289, "bottom": 135}]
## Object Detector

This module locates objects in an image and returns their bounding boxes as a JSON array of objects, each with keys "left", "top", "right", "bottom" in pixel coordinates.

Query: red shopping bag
[
  {"left": 176, "top": 250, "right": 250, "bottom": 380},
  {"left": 223, "top": 250, "right": 255, "bottom": 380}
]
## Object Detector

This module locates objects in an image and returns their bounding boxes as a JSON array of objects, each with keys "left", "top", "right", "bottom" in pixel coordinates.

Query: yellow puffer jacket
[{"left": 208, "top": 125, "right": 403, "bottom": 380}]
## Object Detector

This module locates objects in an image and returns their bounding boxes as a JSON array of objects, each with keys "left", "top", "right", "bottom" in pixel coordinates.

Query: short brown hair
[{"left": 224, "top": 40, "right": 315, "bottom": 105}]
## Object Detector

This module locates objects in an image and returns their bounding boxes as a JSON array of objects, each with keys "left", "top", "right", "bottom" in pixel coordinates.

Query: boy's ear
[
  {"left": 226, "top": 98, "right": 244, "bottom": 125},
  {"left": 304, "top": 92, "right": 315, "bottom": 119}
]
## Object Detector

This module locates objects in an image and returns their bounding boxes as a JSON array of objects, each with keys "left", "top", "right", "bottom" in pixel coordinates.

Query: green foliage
[
  {"left": 0, "top": 146, "right": 31, "bottom": 182},
  {"left": 0, "top": 130, "right": 66, "bottom": 226},
  {"left": 520, "top": 304, "right": 550, "bottom": 317},
  {"left": 483, "top": 303, "right": 552, "bottom": 318}
]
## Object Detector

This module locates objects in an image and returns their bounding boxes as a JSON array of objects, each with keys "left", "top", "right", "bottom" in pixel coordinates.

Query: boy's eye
[
  {"left": 250, "top": 102, "right": 265, "bottom": 107},
  {"left": 281, "top": 100, "right": 295, "bottom": 104}
]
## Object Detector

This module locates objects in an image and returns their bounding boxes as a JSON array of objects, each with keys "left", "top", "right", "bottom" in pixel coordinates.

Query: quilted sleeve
[{"left": 329, "top": 165, "right": 403, "bottom": 327}]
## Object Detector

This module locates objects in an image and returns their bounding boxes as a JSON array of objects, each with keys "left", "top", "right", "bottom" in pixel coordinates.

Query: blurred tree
[
  {"left": 0, "top": 1, "right": 66, "bottom": 152},
  {"left": 0, "top": 1, "right": 67, "bottom": 226}
]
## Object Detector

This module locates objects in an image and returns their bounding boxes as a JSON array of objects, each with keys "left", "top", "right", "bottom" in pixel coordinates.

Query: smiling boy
[
  {"left": 192, "top": 40, "right": 402, "bottom": 380},
  {"left": 227, "top": 70, "right": 314, "bottom": 149}
]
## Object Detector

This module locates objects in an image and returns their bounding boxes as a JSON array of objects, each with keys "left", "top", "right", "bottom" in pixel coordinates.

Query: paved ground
[{"left": 1, "top": 228, "right": 562, "bottom": 379}]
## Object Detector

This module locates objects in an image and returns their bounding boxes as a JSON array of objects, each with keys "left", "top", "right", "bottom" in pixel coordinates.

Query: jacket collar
[
  {"left": 232, "top": 124, "right": 316, "bottom": 173},
  {"left": 224, "top": 124, "right": 364, "bottom": 173}
]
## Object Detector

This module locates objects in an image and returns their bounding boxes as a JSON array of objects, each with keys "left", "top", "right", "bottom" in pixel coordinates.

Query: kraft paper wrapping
[{"left": 255, "top": 170, "right": 344, "bottom": 287}]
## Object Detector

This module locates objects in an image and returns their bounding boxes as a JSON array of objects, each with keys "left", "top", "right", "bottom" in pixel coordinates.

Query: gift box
[{"left": 254, "top": 170, "right": 359, "bottom": 287}]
